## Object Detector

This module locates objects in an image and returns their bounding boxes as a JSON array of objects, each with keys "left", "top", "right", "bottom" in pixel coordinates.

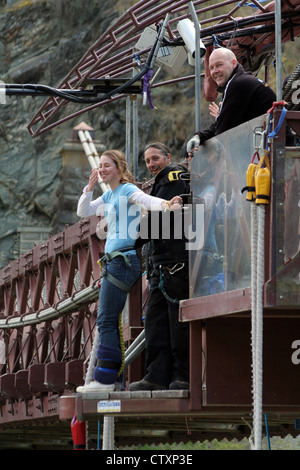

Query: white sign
[{"left": 97, "top": 400, "right": 121, "bottom": 413}]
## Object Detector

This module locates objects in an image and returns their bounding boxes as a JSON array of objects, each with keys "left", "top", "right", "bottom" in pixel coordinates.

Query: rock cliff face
[
  {"left": 0, "top": 1, "right": 113, "bottom": 265},
  {"left": 0, "top": 0, "right": 205, "bottom": 267}
]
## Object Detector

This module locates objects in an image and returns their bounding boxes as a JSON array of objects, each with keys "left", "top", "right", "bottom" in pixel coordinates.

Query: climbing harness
[
  {"left": 243, "top": 101, "right": 286, "bottom": 450},
  {"left": 97, "top": 250, "right": 132, "bottom": 293}
]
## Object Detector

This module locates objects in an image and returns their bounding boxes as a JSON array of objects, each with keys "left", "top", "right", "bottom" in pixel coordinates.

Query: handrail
[
  {"left": 0, "top": 215, "right": 145, "bottom": 377},
  {"left": 0, "top": 279, "right": 100, "bottom": 329},
  {"left": 0, "top": 215, "right": 103, "bottom": 323}
]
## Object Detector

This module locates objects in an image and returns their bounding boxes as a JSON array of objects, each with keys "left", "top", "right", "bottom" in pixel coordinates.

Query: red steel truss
[
  {"left": 27, "top": 0, "right": 300, "bottom": 137},
  {"left": 0, "top": 216, "right": 143, "bottom": 428},
  {"left": 1, "top": 0, "right": 300, "bottom": 449},
  {"left": 0, "top": 217, "right": 101, "bottom": 389}
]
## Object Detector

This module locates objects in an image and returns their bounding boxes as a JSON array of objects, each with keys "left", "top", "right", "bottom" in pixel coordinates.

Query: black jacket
[
  {"left": 198, "top": 63, "right": 276, "bottom": 143},
  {"left": 136, "top": 163, "right": 190, "bottom": 267}
]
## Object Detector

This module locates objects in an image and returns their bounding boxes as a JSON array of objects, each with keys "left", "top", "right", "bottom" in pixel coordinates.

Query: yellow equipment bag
[
  {"left": 255, "top": 150, "right": 271, "bottom": 205},
  {"left": 242, "top": 151, "right": 260, "bottom": 201}
]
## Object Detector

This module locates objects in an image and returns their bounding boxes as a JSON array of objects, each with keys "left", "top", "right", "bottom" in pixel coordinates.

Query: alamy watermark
[
  {"left": 0, "top": 81, "right": 6, "bottom": 105},
  {"left": 291, "top": 79, "right": 300, "bottom": 105},
  {"left": 96, "top": 196, "right": 204, "bottom": 251},
  {"left": 291, "top": 340, "right": 300, "bottom": 365}
]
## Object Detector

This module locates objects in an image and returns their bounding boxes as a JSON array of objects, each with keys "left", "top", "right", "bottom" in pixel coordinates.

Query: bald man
[{"left": 186, "top": 47, "right": 277, "bottom": 156}]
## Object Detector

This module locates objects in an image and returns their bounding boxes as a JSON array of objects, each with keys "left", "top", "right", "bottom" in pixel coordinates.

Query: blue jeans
[{"left": 97, "top": 253, "right": 141, "bottom": 352}]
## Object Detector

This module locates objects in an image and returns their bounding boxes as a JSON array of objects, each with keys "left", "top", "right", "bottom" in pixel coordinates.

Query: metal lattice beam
[{"left": 27, "top": 0, "right": 300, "bottom": 137}]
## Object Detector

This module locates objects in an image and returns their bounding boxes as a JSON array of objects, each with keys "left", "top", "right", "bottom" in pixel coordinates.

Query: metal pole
[
  {"left": 78, "top": 130, "right": 109, "bottom": 193},
  {"left": 86, "top": 131, "right": 100, "bottom": 167},
  {"left": 125, "top": 329, "right": 145, "bottom": 357},
  {"left": 188, "top": 1, "right": 201, "bottom": 132},
  {"left": 125, "top": 338, "right": 146, "bottom": 367},
  {"left": 103, "top": 415, "right": 115, "bottom": 450},
  {"left": 275, "top": 0, "right": 282, "bottom": 100},
  {"left": 149, "top": 14, "right": 170, "bottom": 70},
  {"left": 132, "top": 95, "right": 139, "bottom": 180},
  {"left": 126, "top": 95, "right": 131, "bottom": 165}
]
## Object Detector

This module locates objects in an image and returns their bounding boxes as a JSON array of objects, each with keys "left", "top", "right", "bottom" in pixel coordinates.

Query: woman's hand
[
  {"left": 166, "top": 196, "right": 183, "bottom": 211},
  {"left": 86, "top": 169, "right": 99, "bottom": 192}
]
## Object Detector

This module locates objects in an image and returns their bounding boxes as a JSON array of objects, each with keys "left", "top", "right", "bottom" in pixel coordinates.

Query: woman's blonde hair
[{"left": 101, "top": 150, "right": 135, "bottom": 184}]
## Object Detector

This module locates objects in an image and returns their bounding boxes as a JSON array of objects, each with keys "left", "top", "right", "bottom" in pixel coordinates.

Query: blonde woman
[{"left": 76, "top": 150, "right": 182, "bottom": 392}]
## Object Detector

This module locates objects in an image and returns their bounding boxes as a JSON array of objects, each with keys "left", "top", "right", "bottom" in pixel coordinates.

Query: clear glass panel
[
  {"left": 283, "top": 149, "right": 300, "bottom": 264},
  {"left": 265, "top": 146, "right": 300, "bottom": 306},
  {"left": 189, "top": 116, "right": 264, "bottom": 298}
]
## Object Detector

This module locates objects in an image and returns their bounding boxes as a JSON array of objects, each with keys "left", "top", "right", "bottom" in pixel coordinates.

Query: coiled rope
[
  {"left": 250, "top": 202, "right": 265, "bottom": 450},
  {"left": 246, "top": 102, "right": 286, "bottom": 450},
  {"left": 282, "top": 64, "right": 300, "bottom": 111}
]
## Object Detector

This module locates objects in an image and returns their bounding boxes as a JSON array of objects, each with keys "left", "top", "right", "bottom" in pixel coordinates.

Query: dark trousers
[{"left": 143, "top": 264, "right": 190, "bottom": 387}]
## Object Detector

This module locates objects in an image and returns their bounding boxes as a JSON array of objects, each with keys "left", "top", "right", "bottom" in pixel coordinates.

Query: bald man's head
[{"left": 209, "top": 48, "right": 238, "bottom": 87}]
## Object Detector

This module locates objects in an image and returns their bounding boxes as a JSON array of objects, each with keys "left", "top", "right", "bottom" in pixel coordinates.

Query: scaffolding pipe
[
  {"left": 189, "top": 1, "right": 201, "bottom": 132},
  {"left": 275, "top": 0, "right": 282, "bottom": 100},
  {"left": 102, "top": 416, "right": 115, "bottom": 450},
  {"left": 85, "top": 131, "right": 101, "bottom": 167},
  {"left": 125, "top": 329, "right": 145, "bottom": 357},
  {"left": 149, "top": 14, "right": 170, "bottom": 70},
  {"left": 132, "top": 96, "right": 139, "bottom": 180},
  {"left": 124, "top": 337, "right": 146, "bottom": 367},
  {"left": 0, "top": 281, "right": 100, "bottom": 329},
  {"left": 78, "top": 130, "right": 109, "bottom": 193},
  {"left": 126, "top": 96, "right": 131, "bottom": 165}
]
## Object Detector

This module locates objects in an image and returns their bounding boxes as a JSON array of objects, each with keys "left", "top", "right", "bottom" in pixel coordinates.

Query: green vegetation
[{"left": 119, "top": 435, "right": 300, "bottom": 450}]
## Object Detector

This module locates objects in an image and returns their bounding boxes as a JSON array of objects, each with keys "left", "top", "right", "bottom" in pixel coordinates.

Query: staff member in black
[{"left": 129, "top": 142, "right": 190, "bottom": 391}]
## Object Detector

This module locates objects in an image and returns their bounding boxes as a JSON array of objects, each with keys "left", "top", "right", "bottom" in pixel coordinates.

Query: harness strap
[
  {"left": 265, "top": 101, "right": 288, "bottom": 149},
  {"left": 99, "top": 250, "right": 132, "bottom": 267},
  {"left": 105, "top": 271, "right": 131, "bottom": 293},
  {"left": 268, "top": 107, "right": 287, "bottom": 138},
  {"left": 98, "top": 250, "right": 133, "bottom": 293},
  {"left": 158, "top": 169, "right": 187, "bottom": 186}
]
